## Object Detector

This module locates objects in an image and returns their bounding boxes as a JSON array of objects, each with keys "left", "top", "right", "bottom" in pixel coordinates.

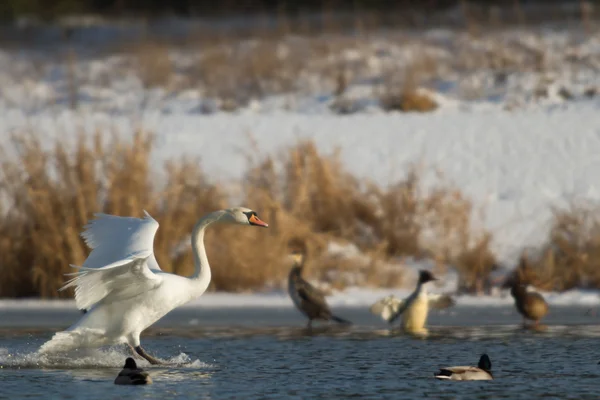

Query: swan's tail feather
[
  {"left": 38, "top": 329, "right": 106, "bottom": 354},
  {"left": 330, "top": 315, "right": 352, "bottom": 325}
]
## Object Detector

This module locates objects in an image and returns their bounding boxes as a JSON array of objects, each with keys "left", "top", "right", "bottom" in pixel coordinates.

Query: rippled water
[{"left": 2, "top": 305, "right": 600, "bottom": 399}]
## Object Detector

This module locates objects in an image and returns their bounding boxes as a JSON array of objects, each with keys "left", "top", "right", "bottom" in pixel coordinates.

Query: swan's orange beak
[{"left": 249, "top": 214, "right": 269, "bottom": 228}]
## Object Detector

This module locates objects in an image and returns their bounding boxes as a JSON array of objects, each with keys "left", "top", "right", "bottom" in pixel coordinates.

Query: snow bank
[
  {"left": 2, "top": 286, "right": 599, "bottom": 311},
  {"left": 3, "top": 103, "right": 600, "bottom": 264}
]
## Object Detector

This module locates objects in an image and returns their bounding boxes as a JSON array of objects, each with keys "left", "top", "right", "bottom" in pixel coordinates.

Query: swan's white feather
[
  {"left": 60, "top": 253, "right": 163, "bottom": 311},
  {"left": 39, "top": 207, "right": 261, "bottom": 357},
  {"left": 80, "top": 211, "right": 161, "bottom": 272},
  {"left": 39, "top": 328, "right": 108, "bottom": 353}
]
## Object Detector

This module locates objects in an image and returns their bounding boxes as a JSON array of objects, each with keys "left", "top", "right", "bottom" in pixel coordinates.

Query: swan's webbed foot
[{"left": 134, "top": 345, "right": 164, "bottom": 365}]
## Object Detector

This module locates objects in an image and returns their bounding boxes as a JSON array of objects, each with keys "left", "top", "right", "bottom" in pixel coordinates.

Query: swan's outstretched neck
[{"left": 189, "top": 210, "right": 227, "bottom": 293}]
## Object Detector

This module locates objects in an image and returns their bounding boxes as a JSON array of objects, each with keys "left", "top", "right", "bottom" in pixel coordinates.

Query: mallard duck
[
  {"left": 114, "top": 357, "right": 152, "bottom": 385},
  {"left": 434, "top": 354, "right": 493, "bottom": 381},
  {"left": 287, "top": 239, "right": 351, "bottom": 328},
  {"left": 370, "top": 270, "right": 450, "bottom": 336},
  {"left": 505, "top": 256, "right": 548, "bottom": 329}
]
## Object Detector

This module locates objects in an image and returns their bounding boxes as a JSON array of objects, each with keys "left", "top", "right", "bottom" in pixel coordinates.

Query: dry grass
[
  {"left": 511, "top": 202, "right": 600, "bottom": 291},
  {"left": 235, "top": 141, "right": 494, "bottom": 292},
  {"left": 378, "top": 65, "right": 439, "bottom": 113},
  {"left": 0, "top": 131, "right": 225, "bottom": 297},
  {"left": 132, "top": 41, "right": 173, "bottom": 89},
  {"left": 380, "top": 89, "right": 438, "bottom": 113},
  {"left": 191, "top": 39, "right": 307, "bottom": 110},
  {"left": 5, "top": 5, "right": 600, "bottom": 116},
  {"left": 0, "top": 130, "right": 497, "bottom": 297}
]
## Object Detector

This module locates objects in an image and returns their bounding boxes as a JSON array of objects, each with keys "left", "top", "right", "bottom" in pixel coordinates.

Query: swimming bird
[
  {"left": 287, "top": 239, "right": 351, "bottom": 328},
  {"left": 39, "top": 207, "right": 268, "bottom": 364},
  {"left": 434, "top": 354, "right": 493, "bottom": 381},
  {"left": 505, "top": 256, "right": 548, "bottom": 330},
  {"left": 114, "top": 357, "right": 152, "bottom": 385},
  {"left": 370, "top": 270, "right": 448, "bottom": 336}
]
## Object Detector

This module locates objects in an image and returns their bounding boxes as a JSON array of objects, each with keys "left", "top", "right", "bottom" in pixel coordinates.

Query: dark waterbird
[{"left": 287, "top": 238, "right": 351, "bottom": 328}]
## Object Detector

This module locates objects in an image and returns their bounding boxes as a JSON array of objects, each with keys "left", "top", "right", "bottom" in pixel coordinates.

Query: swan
[
  {"left": 114, "top": 357, "right": 152, "bottom": 385},
  {"left": 38, "top": 207, "right": 268, "bottom": 364},
  {"left": 287, "top": 239, "right": 351, "bottom": 328},
  {"left": 370, "top": 270, "right": 452, "bottom": 336},
  {"left": 434, "top": 354, "right": 493, "bottom": 381}
]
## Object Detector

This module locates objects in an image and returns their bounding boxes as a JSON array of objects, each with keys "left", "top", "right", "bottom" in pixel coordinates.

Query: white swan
[{"left": 38, "top": 207, "right": 268, "bottom": 364}]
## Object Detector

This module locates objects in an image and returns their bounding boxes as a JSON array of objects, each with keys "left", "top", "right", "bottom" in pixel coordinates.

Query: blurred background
[{"left": 0, "top": 0, "right": 599, "bottom": 300}]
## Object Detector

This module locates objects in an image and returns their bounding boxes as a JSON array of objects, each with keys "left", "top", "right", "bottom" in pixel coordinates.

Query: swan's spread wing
[
  {"left": 81, "top": 211, "right": 161, "bottom": 272},
  {"left": 370, "top": 295, "right": 405, "bottom": 322},
  {"left": 428, "top": 293, "right": 456, "bottom": 310},
  {"left": 60, "top": 254, "right": 163, "bottom": 310}
]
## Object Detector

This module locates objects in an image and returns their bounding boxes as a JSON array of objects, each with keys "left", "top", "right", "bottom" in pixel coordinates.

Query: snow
[
  {"left": 1, "top": 286, "right": 600, "bottom": 310},
  {"left": 2, "top": 20, "right": 600, "bottom": 305},
  {"left": 3, "top": 104, "right": 600, "bottom": 264}
]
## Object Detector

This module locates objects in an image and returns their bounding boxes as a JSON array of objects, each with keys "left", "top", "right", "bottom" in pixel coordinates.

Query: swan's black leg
[
  {"left": 134, "top": 345, "right": 163, "bottom": 365},
  {"left": 127, "top": 344, "right": 144, "bottom": 361}
]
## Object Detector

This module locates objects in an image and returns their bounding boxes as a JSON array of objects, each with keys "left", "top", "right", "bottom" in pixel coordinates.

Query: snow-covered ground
[
  {"left": 4, "top": 102, "right": 600, "bottom": 264},
  {"left": 2, "top": 287, "right": 600, "bottom": 310},
  {"left": 2, "top": 20, "right": 600, "bottom": 305}
]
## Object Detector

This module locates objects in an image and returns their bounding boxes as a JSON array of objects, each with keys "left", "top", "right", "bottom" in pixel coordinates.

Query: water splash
[{"left": 0, "top": 347, "right": 211, "bottom": 369}]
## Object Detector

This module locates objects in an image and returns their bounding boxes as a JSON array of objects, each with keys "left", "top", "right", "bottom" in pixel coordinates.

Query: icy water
[{"left": 1, "top": 305, "right": 600, "bottom": 399}]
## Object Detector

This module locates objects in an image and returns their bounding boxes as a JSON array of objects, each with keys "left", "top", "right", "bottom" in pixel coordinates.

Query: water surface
[{"left": 1, "top": 305, "right": 600, "bottom": 399}]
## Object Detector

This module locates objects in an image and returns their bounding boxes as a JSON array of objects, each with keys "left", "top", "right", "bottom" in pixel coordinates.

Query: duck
[
  {"left": 370, "top": 292, "right": 455, "bottom": 323},
  {"left": 434, "top": 354, "right": 493, "bottom": 381},
  {"left": 505, "top": 256, "right": 548, "bottom": 330},
  {"left": 39, "top": 207, "right": 268, "bottom": 364},
  {"left": 287, "top": 238, "right": 351, "bottom": 328},
  {"left": 114, "top": 357, "right": 152, "bottom": 385},
  {"left": 370, "top": 270, "right": 449, "bottom": 336}
]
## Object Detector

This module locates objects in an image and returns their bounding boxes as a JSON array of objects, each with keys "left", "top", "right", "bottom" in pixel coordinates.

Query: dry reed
[
  {"left": 0, "top": 130, "right": 496, "bottom": 297},
  {"left": 512, "top": 202, "right": 600, "bottom": 291},
  {"left": 378, "top": 65, "right": 438, "bottom": 113}
]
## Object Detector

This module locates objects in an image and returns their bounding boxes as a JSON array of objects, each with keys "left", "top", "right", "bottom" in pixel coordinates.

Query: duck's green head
[
  {"left": 478, "top": 354, "right": 492, "bottom": 372},
  {"left": 124, "top": 357, "right": 138, "bottom": 369}
]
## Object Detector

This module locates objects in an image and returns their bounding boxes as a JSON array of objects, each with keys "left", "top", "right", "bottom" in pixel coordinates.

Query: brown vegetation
[
  {"left": 376, "top": 61, "right": 439, "bottom": 113},
  {"left": 132, "top": 41, "right": 173, "bottom": 89},
  {"left": 379, "top": 89, "right": 438, "bottom": 113},
  {"left": 0, "top": 130, "right": 497, "bottom": 298},
  {"left": 3, "top": 129, "right": 600, "bottom": 298},
  {"left": 6, "top": 10, "right": 598, "bottom": 114},
  {"left": 510, "top": 202, "right": 600, "bottom": 292}
]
